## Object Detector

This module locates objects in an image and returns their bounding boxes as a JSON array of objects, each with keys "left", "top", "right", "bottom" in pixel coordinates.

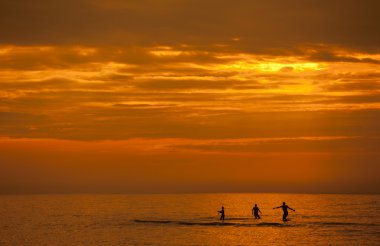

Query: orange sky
[{"left": 0, "top": 0, "right": 379, "bottom": 193}]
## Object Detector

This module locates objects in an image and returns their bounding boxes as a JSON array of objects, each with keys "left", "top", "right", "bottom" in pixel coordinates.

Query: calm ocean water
[{"left": 0, "top": 194, "right": 379, "bottom": 245}]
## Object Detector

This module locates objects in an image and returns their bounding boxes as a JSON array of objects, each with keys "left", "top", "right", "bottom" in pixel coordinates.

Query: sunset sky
[{"left": 0, "top": 0, "right": 379, "bottom": 193}]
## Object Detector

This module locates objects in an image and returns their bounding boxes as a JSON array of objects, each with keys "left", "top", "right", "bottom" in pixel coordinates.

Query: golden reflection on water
[{"left": 0, "top": 193, "right": 379, "bottom": 245}]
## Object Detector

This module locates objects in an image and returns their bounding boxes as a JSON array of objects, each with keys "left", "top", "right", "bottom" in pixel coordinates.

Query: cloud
[
  {"left": 1, "top": 0, "right": 380, "bottom": 53},
  {"left": 321, "top": 82, "right": 380, "bottom": 92},
  {"left": 134, "top": 79, "right": 266, "bottom": 90},
  {"left": 1, "top": 100, "right": 380, "bottom": 140},
  {"left": 0, "top": 45, "right": 379, "bottom": 141},
  {"left": 333, "top": 94, "right": 380, "bottom": 104},
  {"left": 307, "top": 51, "right": 380, "bottom": 65},
  {"left": 170, "top": 136, "right": 380, "bottom": 153},
  {"left": 0, "top": 77, "right": 75, "bottom": 90}
]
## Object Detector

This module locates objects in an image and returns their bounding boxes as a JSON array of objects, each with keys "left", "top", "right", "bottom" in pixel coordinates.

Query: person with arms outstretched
[
  {"left": 218, "top": 206, "right": 225, "bottom": 221},
  {"left": 252, "top": 204, "right": 262, "bottom": 219},
  {"left": 273, "top": 202, "right": 295, "bottom": 222}
]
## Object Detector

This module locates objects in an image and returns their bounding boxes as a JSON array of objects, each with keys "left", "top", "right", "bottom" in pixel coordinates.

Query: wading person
[
  {"left": 252, "top": 204, "right": 262, "bottom": 219},
  {"left": 218, "top": 206, "right": 225, "bottom": 221},
  {"left": 273, "top": 202, "right": 295, "bottom": 222}
]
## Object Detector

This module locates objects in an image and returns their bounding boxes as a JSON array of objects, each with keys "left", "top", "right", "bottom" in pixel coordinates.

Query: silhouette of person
[
  {"left": 273, "top": 202, "right": 295, "bottom": 221},
  {"left": 218, "top": 206, "right": 225, "bottom": 221},
  {"left": 252, "top": 204, "right": 262, "bottom": 219}
]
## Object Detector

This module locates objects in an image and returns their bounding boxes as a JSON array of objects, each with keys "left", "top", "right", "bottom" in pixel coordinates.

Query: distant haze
[{"left": 0, "top": 0, "right": 379, "bottom": 193}]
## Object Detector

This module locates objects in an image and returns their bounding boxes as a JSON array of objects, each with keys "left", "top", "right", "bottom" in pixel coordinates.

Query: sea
[{"left": 0, "top": 193, "right": 379, "bottom": 245}]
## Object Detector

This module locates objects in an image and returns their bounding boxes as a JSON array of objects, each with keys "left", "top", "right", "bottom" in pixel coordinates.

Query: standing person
[
  {"left": 273, "top": 202, "right": 295, "bottom": 222},
  {"left": 252, "top": 204, "right": 262, "bottom": 219},
  {"left": 218, "top": 206, "right": 225, "bottom": 221}
]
